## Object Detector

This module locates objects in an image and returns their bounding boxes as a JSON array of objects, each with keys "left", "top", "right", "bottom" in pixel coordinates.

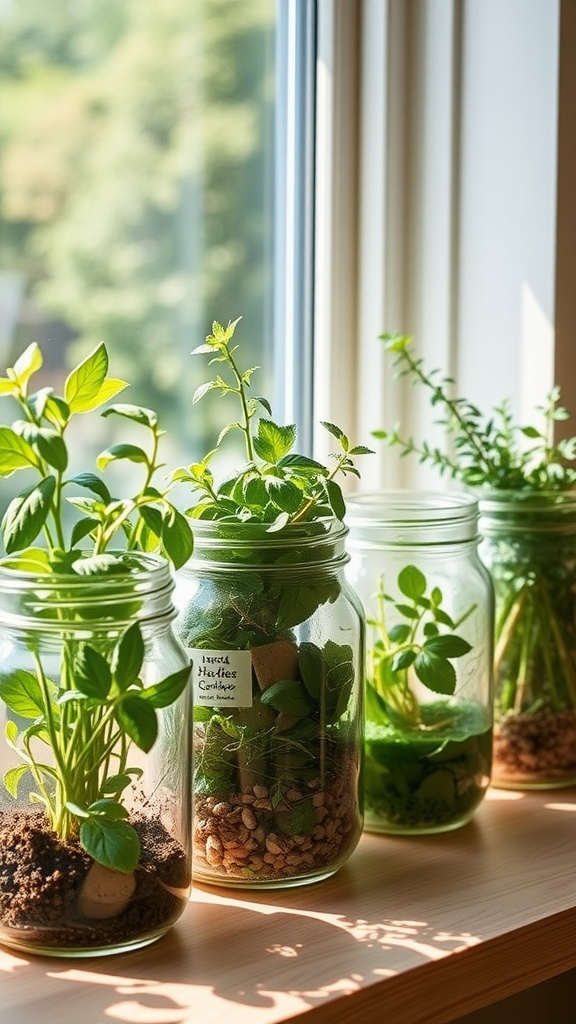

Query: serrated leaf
[
  {"left": 264, "top": 477, "right": 303, "bottom": 513},
  {"left": 76, "top": 645, "right": 112, "bottom": 700},
  {"left": 348, "top": 444, "right": 375, "bottom": 455},
  {"left": 253, "top": 420, "right": 297, "bottom": 463},
  {"left": 72, "top": 552, "right": 125, "bottom": 576},
  {"left": 0, "top": 668, "right": 51, "bottom": 718},
  {"left": 2, "top": 477, "right": 56, "bottom": 553},
  {"left": 398, "top": 564, "right": 427, "bottom": 600},
  {"left": 0, "top": 426, "right": 39, "bottom": 476},
  {"left": 320, "top": 421, "right": 345, "bottom": 441},
  {"left": 115, "top": 695, "right": 157, "bottom": 751},
  {"left": 79, "top": 816, "right": 141, "bottom": 872}
]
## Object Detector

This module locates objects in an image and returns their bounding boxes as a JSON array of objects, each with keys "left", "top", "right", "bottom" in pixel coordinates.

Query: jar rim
[{"left": 345, "top": 489, "right": 478, "bottom": 522}]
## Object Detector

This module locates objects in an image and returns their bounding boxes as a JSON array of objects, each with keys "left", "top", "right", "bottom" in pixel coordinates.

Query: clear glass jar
[
  {"left": 0, "top": 552, "right": 192, "bottom": 957},
  {"left": 174, "top": 518, "right": 364, "bottom": 888},
  {"left": 346, "top": 491, "right": 494, "bottom": 835},
  {"left": 479, "top": 490, "right": 576, "bottom": 789}
]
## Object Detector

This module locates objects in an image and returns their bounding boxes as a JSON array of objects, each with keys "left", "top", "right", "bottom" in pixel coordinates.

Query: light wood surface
[{"left": 3, "top": 787, "right": 576, "bottom": 1024}]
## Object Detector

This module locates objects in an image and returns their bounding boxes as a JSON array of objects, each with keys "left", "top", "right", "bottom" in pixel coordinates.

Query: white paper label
[{"left": 189, "top": 648, "right": 253, "bottom": 707}]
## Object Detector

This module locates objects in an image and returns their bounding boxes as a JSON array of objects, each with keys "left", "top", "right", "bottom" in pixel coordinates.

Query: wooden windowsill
[{"left": 3, "top": 787, "right": 576, "bottom": 1024}]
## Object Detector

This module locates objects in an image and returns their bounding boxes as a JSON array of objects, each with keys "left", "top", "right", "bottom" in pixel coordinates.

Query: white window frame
[{"left": 314, "top": 0, "right": 575, "bottom": 492}]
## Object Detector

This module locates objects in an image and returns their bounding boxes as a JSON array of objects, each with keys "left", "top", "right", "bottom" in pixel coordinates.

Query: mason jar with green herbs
[
  {"left": 175, "top": 518, "right": 365, "bottom": 888},
  {"left": 0, "top": 552, "right": 192, "bottom": 958},
  {"left": 346, "top": 491, "right": 494, "bottom": 835},
  {"left": 478, "top": 490, "right": 576, "bottom": 789}
]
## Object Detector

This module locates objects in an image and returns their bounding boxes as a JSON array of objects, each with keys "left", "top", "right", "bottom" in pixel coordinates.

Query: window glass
[{"left": 0, "top": 0, "right": 278, "bottom": 481}]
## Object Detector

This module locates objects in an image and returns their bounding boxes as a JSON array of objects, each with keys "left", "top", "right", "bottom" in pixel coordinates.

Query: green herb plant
[
  {"left": 362, "top": 563, "right": 491, "bottom": 832},
  {"left": 174, "top": 317, "right": 372, "bottom": 882},
  {"left": 172, "top": 317, "right": 372, "bottom": 526},
  {"left": 373, "top": 331, "right": 576, "bottom": 785},
  {"left": 0, "top": 342, "right": 193, "bottom": 873},
  {"left": 375, "top": 332, "right": 576, "bottom": 491},
  {"left": 367, "top": 564, "right": 474, "bottom": 730}
]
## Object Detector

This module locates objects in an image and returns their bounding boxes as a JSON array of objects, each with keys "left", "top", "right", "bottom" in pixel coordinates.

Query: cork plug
[
  {"left": 251, "top": 639, "right": 299, "bottom": 691},
  {"left": 79, "top": 861, "right": 136, "bottom": 920}
]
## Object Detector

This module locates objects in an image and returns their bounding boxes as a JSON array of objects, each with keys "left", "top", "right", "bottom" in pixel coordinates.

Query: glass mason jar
[
  {"left": 174, "top": 518, "right": 364, "bottom": 889},
  {"left": 0, "top": 552, "right": 192, "bottom": 958},
  {"left": 478, "top": 490, "right": 576, "bottom": 789},
  {"left": 346, "top": 491, "right": 494, "bottom": 835}
]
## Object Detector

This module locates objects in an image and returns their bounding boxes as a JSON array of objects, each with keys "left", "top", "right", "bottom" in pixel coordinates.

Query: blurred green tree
[{"left": 0, "top": 0, "right": 275, "bottom": 458}]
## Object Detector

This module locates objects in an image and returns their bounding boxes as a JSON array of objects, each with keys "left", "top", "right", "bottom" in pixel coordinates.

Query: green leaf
[
  {"left": 79, "top": 816, "right": 141, "bottom": 872},
  {"left": 138, "top": 504, "right": 163, "bottom": 539},
  {"left": 320, "top": 421, "right": 345, "bottom": 441},
  {"left": 193, "top": 380, "right": 219, "bottom": 403},
  {"left": 115, "top": 695, "right": 158, "bottom": 751},
  {"left": 15, "top": 424, "right": 67, "bottom": 473},
  {"left": 113, "top": 623, "right": 144, "bottom": 689},
  {"left": 390, "top": 649, "right": 417, "bottom": 672},
  {"left": 64, "top": 343, "right": 108, "bottom": 412},
  {"left": 0, "top": 668, "right": 50, "bottom": 718},
  {"left": 102, "top": 403, "right": 158, "bottom": 427},
  {"left": 414, "top": 650, "right": 457, "bottom": 695},
  {"left": 0, "top": 547, "right": 52, "bottom": 572},
  {"left": 4, "top": 764, "right": 30, "bottom": 798},
  {"left": 88, "top": 798, "right": 129, "bottom": 820},
  {"left": 388, "top": 623, "right": 411, "bottom": 643},
  {"left": 100, "top": 773, "right": 135, "bottom": 795},
  {"left": 424, "top": 634, "right": 472, "bottom": 658},
  {"left": 394, "top": 603, "right": 420, "bottom": 620},
  {"left": 96, "top": 443, "right": 149, "bottom": 470},
  {"left": 0, "top": 426, "right": 38, "bottom": 477},
  {"left": 2, "top": 477, "right": 56, "bottom": 553},
  {"left": 12, "top": 343, "right": 43, "bottom": 391},
  {"left": 398, "top": 564, "right": 427, "bottom": 600},
  {"left": 70, "top": 517, "right": 99, "bottom": 547},
  {"left": 63, "top": 342, "right": 127, "bottom": 412},
  {"left": 68, "top": 473, "right": 112, "bottom": 503},
  {"left": 140, "top": 665, "right": 191, "bottom": 708},
  {"left": 325, "top": 478, "right": 346, "bottom": 520},
  {"left": 76, "top": 646, "right": 112, "bottom": 700},
  {"left": 264, "top": 477, "right": 303, "bottom": 513},
  {"left": 72, "top": 553, "right": 125, "bottom": 576},
  {"left": 253, "top": 420, "right": 297, "bottom": 463},
  {"left": 161, "top": 504, "right": 194, "bottom": 569},
  {"left": 298, "top": 642, "right": 324, "bottom": 702},
  {"left": 260, "top": 678, "right": 315, "bottom": 717}
]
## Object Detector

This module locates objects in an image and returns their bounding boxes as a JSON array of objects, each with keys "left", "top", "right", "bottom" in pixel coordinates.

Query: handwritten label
[{"left": 189, "top": 648, "right": 253, "bottom": 707}]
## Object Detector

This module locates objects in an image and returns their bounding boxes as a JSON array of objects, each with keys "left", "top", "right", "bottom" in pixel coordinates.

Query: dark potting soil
[{"left": 0, "top": 809, "right": 191, "bottom": 951}]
